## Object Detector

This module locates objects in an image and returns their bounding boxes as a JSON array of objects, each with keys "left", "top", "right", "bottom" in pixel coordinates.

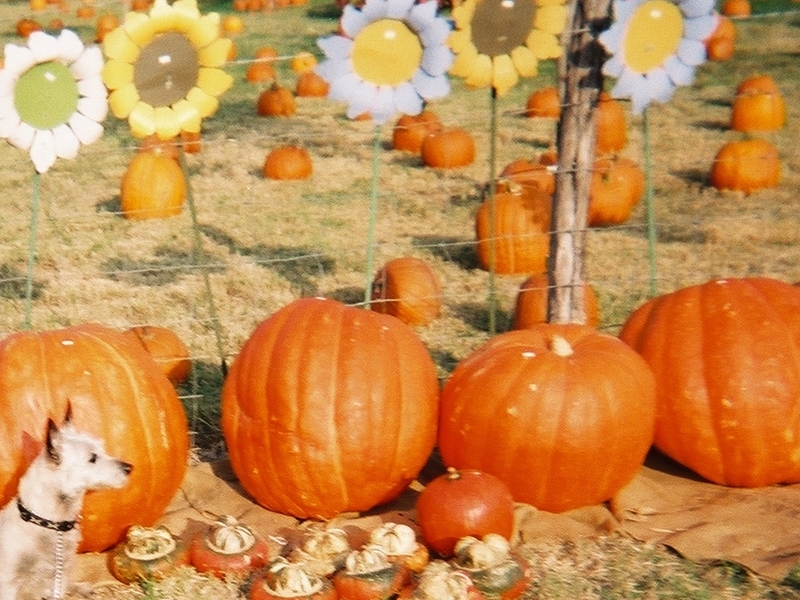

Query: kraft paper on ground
[{"left": 76, "top": 450, "right": 800, "bottom": 585}]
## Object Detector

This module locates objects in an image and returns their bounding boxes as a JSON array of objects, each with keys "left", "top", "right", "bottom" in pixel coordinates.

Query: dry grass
[{"left": 3, "top": 1, "right": 800, "bottom": 597}]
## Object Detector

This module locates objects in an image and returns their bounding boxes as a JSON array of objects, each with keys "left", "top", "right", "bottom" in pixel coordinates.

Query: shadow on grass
[
  {"left": 0, "top": 264, "right": 43, "bottom": 300},
  {"left": 412, "top": 234, "right": 479, "bottom": 270},
  {"left": 451, "top": 300, "right": 512, "bottom": 334},
  {"left": 103, "top": 245, "right": 224, "bottom": 286}
]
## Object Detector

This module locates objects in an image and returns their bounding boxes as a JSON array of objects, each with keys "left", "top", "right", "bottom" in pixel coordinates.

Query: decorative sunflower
[
  {"left": 0, "top": 29, "right": 106, "bottom": 174},
  {"left": 448, "top": 0, "right": 568, "bottom": 97},
  {"left": 102, "top": 0, "right": 233, "bottom": 140},
  {"left": 599, "top": 0, "right": 716, "bottom": 114},
  {"left": 315, "top": 0, "right": 453, "bottom": 124}
]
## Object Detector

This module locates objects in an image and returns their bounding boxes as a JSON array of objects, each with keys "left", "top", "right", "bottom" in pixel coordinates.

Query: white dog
[{"left": 0, "top": 408, "right": 132, "bottom": 600}]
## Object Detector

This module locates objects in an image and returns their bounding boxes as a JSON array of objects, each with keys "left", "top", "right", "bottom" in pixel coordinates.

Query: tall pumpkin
[
  {"left": 221, "top": 297, "right": 439, "bottom": 519},
  {"left": 0, "top": 324, "right": 189, "bottom": 551},
  {"left": 619, "top": 277, "right": 800, "bottom": 488},
  {"left": 438, "top": 324, "right": 656, "bottom": 512},
  {"left": 120, "top": 151, "right": 186, "bottom": 220}
]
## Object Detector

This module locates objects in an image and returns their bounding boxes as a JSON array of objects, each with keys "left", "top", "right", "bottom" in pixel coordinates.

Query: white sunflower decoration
[
  {"left": 102, "top": 0, "right": 233, "bottom": 140},
  {"left": 315, "top": 0, "right": 454, "bottom": 124},
  {"left": 448, "top": 0, "right": 568, "bottom": 97},
  {"left": 599, "top": 0, "right": 717, "bottom": 114},
  {"left": 0, "top": 29, "right": 107, "bottom": 174}
]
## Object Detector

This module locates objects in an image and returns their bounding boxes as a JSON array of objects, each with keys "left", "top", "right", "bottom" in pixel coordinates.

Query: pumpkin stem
[
  {"left": 549, "top": 335, "right": 574, "bottom": 357},
  {"left": 445, "top": 467, "right": 461, "bottom": 480}
]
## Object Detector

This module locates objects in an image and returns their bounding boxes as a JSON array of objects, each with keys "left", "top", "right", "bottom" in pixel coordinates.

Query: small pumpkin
[
  {"left": 595, "top": 92, "right": 627, "bottom": 155},
  {"left": 190, "top": 515, "right": 270, "bottom": 578},
  {"left": 251, "top": 559, "right": 338, "bottom": 600},
  {"left": 120, "top": 151, "right": 187, "bottom": 219},
  {"left": 705, "top": 15, "right": 736, "bottom": 62},
  {"left": 438, "top": 324, "right": 657, "bottom": 512},
  {"left": 16, "top": 18, "right": 42, "bottom": 37},
  {"left": 730, "top": 74, "right": 785, "bottom": 132},
  {"left": 222, "top": 15, "right": 244, "bottom": 34},
  {"left": 108, "top": 526, "right": 190, "bottom": 584},
  {"left": 370, "top": 256, "right": 442, "bottom": 326},
  {"left": 288, "top": 526, "right": 352, "bottom": 577},
  {"left": 512, "top": 273, "right": 600, "bottom": 329},
  {"left": 451, "top": 535, "right": 530, "bottom": 600},
  {"left": 295, "top": 71, "right": 329, "bottom": 97},
  {"left": 475, "top": 187, "right": 551, "bottom": 275},
  {"left": 524, "top": 86, "right": 560, "bottom": 118},
  {"left": 709, "top": 138, "right": 780, "bottom": 194},
  {"left": 588, "top": 156, "right": 645, "bottom": 226},
  {"left": 369, "top": 522, "right": 429, "bottom": 578},
  {"left": 333, "top": 546, "right": 407, "bottom": 600},
  {"left": 257, "top": 83, "right": 296, "bottom": 117},
  {"left": 95, "top": 13, "right": 119, "bottom": 42},
  {"left": 180, "top": 129, "right": 202, "bottom": 154},
  {"left": 416, "top": 468, "right": 515, "bottom": 558},
  {"left": 722, "top": 0, "right": 750, "bottom": 16},
  {"left": 122, "top": 325, "right": 191, "bottom": 384},
  {"left": 291, "top": 51, "right": 318, "bottom": 74},
  {"left": 263, "top": 145, "right": 313, "bottom": 180},
  {"left": 499, "top": 157, "right": 555, "bottom": 195},
  {"left": 246, "top": 60, "right": 277, "bottom": 83},
  {"left": 76, "top": 3, "right": 96, "bottom": 20},
  {"left": 392, "top": 111, "right": 442, "bottom": 153},
  {"left": 421, "top": 128, "right": 476, "bottom": 168}
]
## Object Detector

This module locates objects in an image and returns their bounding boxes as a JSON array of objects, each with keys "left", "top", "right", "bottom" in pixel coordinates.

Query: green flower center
[
  {"left": 471, "top": 0, "right": 535, "bottom": 56},
  {"left": 15, "top": 61, "right": 79, "bottom": 130},
  {"left": 134, "top": 32, "right": 199, "bottom": 107}
]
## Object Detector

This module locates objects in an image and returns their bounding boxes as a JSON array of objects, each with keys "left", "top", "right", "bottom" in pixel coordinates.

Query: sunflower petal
[
  {"left": 526, "top": 29, "right": 562, "bottom": 59},
  {"left": 448, "top": 29, "right": 473, "bottom": 54},
  {"left": 108, "top": 83, "right": 140, "bottom": 118},
  {"left": 449, "top": 42, "right": 478, "bottom": 77},
  {"left": 492, "top": 54, "right": 519, "bottom": 96},
  {"left": 102, "top": 27, "right": 141, "bottom": 63},
  {"left": 129, "top": 101, "right": 157, "bottom": 138},
  {"left": 535, "top": 4, "right": 568, "bottom": 36},
  {"left": 187, "top": 13, "right": 222, "bottom": 48},
  {"left": 197, "top": 37, "right": 232, "bottom": 68},
  {"left": 464, "top": 53, "right": 492, "bottom": 89},
  {"left": 123, "top": 10, "right": 156, "bottom": 48},
  {"left": 186, "top": 85, "right": 219, "bottom": 117},
  {"left": 197, "top": 67, "right": 233, "bottom": 97},
  {"left": 153, "top": 106, "right": 182, "bottom": 139},
  {"left": 510, "top": 45, "right": 538, "bottom": 78},
  {"left": 102, "top": 59, "right": 135, "bottom": 91},
  {"left": 171, "top": 98, "right": 202, "bottom": 132}
]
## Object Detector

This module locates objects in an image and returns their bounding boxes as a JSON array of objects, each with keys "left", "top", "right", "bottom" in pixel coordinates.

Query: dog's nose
[{"left": 120, "top": 461, "right": 133, "bottom": 475}]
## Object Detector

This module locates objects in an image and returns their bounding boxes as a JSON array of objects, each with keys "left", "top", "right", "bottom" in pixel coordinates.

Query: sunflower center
[
  {"left": 622, "top": 0, "right": 683, "bottom": 74},
  {"left": 351, "top": 19, "right": 422, "bottom": 86},
  {"left": 134, "top": 32, "right": 199, "bottom": 107},
  {"left": 15, "top": 62, "right": 78, "bottom": 130},
  {"left": 471, "top": 0, "right": 535, "bottom": 57}
]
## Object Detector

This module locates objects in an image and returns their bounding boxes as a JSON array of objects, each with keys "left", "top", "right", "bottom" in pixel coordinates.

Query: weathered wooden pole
[{"left": 548, "top": 0, "right": 612, "bottom": 323}]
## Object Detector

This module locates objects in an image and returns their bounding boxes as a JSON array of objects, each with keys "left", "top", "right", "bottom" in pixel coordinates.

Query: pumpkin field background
[{"left": 2, "top": 0, "right": 800, "bottom": 597}]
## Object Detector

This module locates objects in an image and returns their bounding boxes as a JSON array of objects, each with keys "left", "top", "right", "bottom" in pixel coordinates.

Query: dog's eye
[{"left": 89, "top": 453, "right": 98, "bottom": 464}]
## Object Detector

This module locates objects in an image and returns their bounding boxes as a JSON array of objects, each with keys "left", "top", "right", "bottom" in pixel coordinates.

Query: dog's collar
[{"left": 17, "top": 499, "right": 77, "bottom": 532}]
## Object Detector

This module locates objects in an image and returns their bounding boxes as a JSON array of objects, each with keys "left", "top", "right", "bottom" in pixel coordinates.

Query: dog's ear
[
  {"left": 63, "top": 401, "right": 73, "bottom": 425},
  {"left": 46, "top": 418, "right": 61, "bottom": 464}
]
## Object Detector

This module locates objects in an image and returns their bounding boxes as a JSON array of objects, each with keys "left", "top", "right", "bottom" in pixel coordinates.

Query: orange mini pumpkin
[
  {"left": 370, "top": 256, "right": 442, "bottom": 326},
  {"left": 246, "top": 60, "right": 277, "bottom": 83},
  {"left": 295, "top": 71, "right": 329, "bottom": 97},
  {"left": 709, "top": 138, "right": 780, "bottom": 194},
  {"left": 588, "top": 156, "right": 645, "bottom": 226},
  {"left": 475, "top": 187, "right": 551, "bottom": 275},
  {"left": 513, "top": 273, "right": 600, "bottom": 329},
  {"left": 95, "top": 13, "right": 119, "bottom": 42},
  {"left": 730, "top": 74, "right": 785, "bottom": 132},
  {"left": 722, "top": 0, "right": 750, "bottom": 16},
  {"left": 705, "top": 15, "right": 736, "bottom": 62},
  {"left": 263, "top": 146, "right": 313, "bottom": 180},
  {"left": 421, "top": 128, "right": 475, "bottom": 168},
  {"left": 524, "top": 86, "right": 560, "bottom": 118},
  {"left": 392, "top": 111, "right": 442, "bottom": 153},
  {"left": 121, "top": 151, "right": 187, "bottom": 219},
  {"left": 595, "top": 92, "right": 627, "bottom": 155},
  {"left": 290, "top": 51, "right": 318, "bottom": 74},
  {"left": 257, "top": 83, "right": 296, "bottom": 117}
]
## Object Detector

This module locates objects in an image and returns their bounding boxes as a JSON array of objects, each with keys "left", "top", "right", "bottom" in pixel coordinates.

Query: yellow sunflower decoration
[
  {"left": 448, "top": 0, "right": 568, "bottom": 96},
  {"left": 101, "top": 0, "right": 233, "bottom": 140}
]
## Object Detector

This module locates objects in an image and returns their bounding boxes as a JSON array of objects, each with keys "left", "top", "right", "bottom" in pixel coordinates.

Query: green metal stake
[
  {"left": 364, "top": 122, "right": 381, "bottom": 308},
  {"left": 487, "top": 87, "right": 498, "bottom": 335},
  {"left": 643, "top": 107, "right": 658, "bottom": 297}
]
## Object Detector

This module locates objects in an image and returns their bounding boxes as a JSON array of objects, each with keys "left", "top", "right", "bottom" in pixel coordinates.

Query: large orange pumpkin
[
  {"left": 370, "top": 256, "right": 442, "bottom": 326},
  {"left": 730, "top": 74, "right": 785, "bottom": 132},
  {"left": 0, "top": 324, "right": 189, "bottom": 551},
  {"left": 512, "top": 273, "right": 600, "bottom": 329},
  {"left": 475, "top": 187, "right": 551, "bottom": 275},
  {"left": 120, "top": 151, "right": 187, "bottom": 219},
  {"left": 709, "top": 138, "right": 780, "bottom": 194},
  {"left": 619, "top": 278, "right": 800, "bottom": 487},
  {"left": 122, "top": 325, "right": 191, "bottom": 384},
  {"left": 588, "top": 156, "right": 645, "bottom": 226},
  {"left": 221, "top": 297, "right": 440, "bottom": 519},
  {"left": 438, "top": 324, "right": 656, "bottom": 512}
]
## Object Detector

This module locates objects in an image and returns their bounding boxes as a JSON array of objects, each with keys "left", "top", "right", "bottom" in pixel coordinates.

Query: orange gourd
[
  {"left": 421, "top": 128, "right": 475, "bottom": 168},
  {"left": 257, "top": 83, "right": 296, "bottom": 117},
  {"left": 730, "top": 74, "right": 785, "bottom": 132},
  {"left": 295, "top": 71, "right": 329, "bottom": 97},
  {"left": 705, "top": 15, "right": 736, "bottom": 62},
  {"left": 619, "top": 277, "right": 800, "bottom": 487},
  {"left": 221, "top": 297, "right": 440, "bottom": 519},
  {"left": 0, "top": 324, "right": 189, "bottom": 551},
  {"left": 438, "top": 324, "right": 656, "bottom": 512},
  {"left": 475, "top": 187, "right": 551, "bottom": 275},
  {"left": 524, "top": 86, "right": 560, "bottom": 118},
  {"left": 709, "top": 138, "right": 780, "bottom": 194},
  {"left": 513, "top": 273, "right": 600, "bottom": 329},
  {"left": 120, "top": 151, "right": 187, "bottom": 219},
  {"left": 370, "top": 256, "right": 442, "bottom": 326},
  {"left": 595, "top": 92, "right": 627, "bottom": 155},
  {"left": 722, "top": 0, "right": 750, "bottom": 16},
  {"left": 392, "top": 111, "right": 442, "bottom": 153},
  {"left": 263, "top": 146, "right": 313, "bottom": 180},
  {"left": 246, "top": 60, "right": 277, "bottom": 83},
  {"left": 588, "top": 156, "right": 645, "bottom": 226}
]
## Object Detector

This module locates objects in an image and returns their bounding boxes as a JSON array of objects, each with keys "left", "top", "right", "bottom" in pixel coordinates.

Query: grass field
[{"left": 2, "top": 0, "right": 800, "bottom": 597}]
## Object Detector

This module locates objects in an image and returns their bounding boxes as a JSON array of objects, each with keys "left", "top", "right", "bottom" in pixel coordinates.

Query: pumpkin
[
  {"left": 263, "top": 145, "right": 313, "bottom": 180},
  {"left": 180, "top": 129, "right": 202, "bottom": 154},
  {"left": 705, "top": 15, "right": 736, "bottom": 61},
  {"left": 288, "top": 526, "right": 351, "bottom": 577},
  {"left": 138, "top": 134, "right": 179, "bottom": 160},
  {"left": 512, "top": 273, "right": 600, "bottom": 329},
  {"left": 16, "top": 18, "right": 42, "bottom": 37},
  {"left": 95, "top": 13, "right": 119, "bottom": 42},
  {"left": 722, "top": 0, "right": 750, "bottom": 16},
  {"left": 257, "top": 83, "right": 296, "bottom": 117},
  {"left": 222, "top": 15, "right": 244, "bottom": 34},
  {"left": 421, "top": 128, "right": 475, "bottom": 168},
  {"left": 438, "top": 324, "right": 656, "bottom": 512},
  {"left": 76, "top": 3, "right": 96, "bottom": 19},
  {"left": 709, "top": 138, "right": 780, "bottom": 194},
  {"left": 246, "top": 60, "right": 277, "bottom": 83},
  {"left": 588, "top": 156, "right": 645, "bottom": 226},
  {"left": 251, "top": 559, "right": 338, "bottom": 600},
  {"left": 295, "top": 71, "right": 330, "bottom": 97},
  {"left": 369, "top": 522, "right": 429, "bottom": 581},
  {"left": 221, "top": 297, "right": 439, "bottom": 519},
  {"left": 109, "top": 526, "right": 190, "bottom": 583},
  {"left": 416, "top": 468, "right": 515, "bottom": 558},
  {"left": 730, "top": 74, "right": 785, "bottom": 132},
  {"left": 122, "top": 325, "right": 191, "bottom": 384},
  {"left": 370, "top": 256, "right": 442, "bottom": 326},
  {"left": 619, "top": 277, "right": 800, "bottom": 487},
  {"left": 0, "top": 324, "right": 189, "bottom": 552},
  {"left": 595, "top": 92, "right": 627, "bottom": 155},
  {"left": 120, "top": 151, "right": 187, "bottom": 219},
  {"left": 451, "top": 535, "right": 530, "bottom": 600},
  {"left": 333, "top": 547, "right": 407, "bottom": 600},
  {"left": 291, "top": 51, "right": 318, "bottom": 74},
  {"left": 392, "top": 111, "right": 442, "bottom": 153},
  {"left": 190, "top": 515, "right": 270, "bottom": 578},
  {"left": 499, "top": 157, "right": 555, "bottom": 195},
  {"left": 524, "top": 86, "right": 560, "bottom": 118},
  {"left": 475, "top": 186, "right": 551, "bottom": 275}
]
